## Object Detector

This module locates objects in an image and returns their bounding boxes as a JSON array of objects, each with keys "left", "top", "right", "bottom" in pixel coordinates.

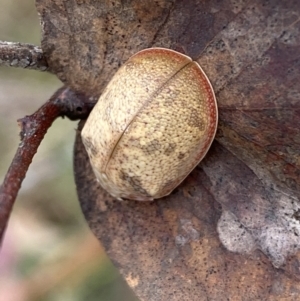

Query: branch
[
  {"left": 0, "top": 87, "right": 96, "bottom": 242},
  {"left": 0, "top": 41, "right": 49, "bottom": 71}
]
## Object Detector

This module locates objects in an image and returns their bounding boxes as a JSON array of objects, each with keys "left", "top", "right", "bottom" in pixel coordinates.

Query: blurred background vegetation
[{"left": 0, "top": 0, "right": 138, "bottom": 300}]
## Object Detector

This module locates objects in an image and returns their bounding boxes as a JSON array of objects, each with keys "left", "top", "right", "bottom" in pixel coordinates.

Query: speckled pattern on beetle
[{"left": 81, "top": 48, "right": 218, "bottom": 201}]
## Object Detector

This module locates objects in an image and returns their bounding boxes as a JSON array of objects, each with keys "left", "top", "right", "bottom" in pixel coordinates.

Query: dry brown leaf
[{"left": 36, "top": 0, "right": 300, "bottom": 300}]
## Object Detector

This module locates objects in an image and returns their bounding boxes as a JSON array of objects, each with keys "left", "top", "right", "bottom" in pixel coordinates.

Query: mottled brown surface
[
  {"left": 36, "top": 0, "right": 300, "bottom": 300},
  {"left": 74, "top": 130, "right": 300, "bottom": 301},
  {"left": 36, "top": 0, "right": 175, "bottom": 96}
]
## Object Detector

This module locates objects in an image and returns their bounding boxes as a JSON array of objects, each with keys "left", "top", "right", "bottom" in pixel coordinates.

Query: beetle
[{"left": 81, "top": 48, "right": 218, "bottom": 201}]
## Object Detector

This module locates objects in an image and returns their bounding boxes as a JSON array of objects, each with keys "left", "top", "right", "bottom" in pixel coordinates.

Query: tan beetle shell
[{"left": 81, "top": 48, "right": 218, "bottom": 201}]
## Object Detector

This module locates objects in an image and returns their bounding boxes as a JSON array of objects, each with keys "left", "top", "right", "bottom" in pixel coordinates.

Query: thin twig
[
  {"left": 0, "top": 41, "right": 48, "bottom": 71},
  {"left": 0, "top": 86, "right": 96, "bottom": 241}
]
